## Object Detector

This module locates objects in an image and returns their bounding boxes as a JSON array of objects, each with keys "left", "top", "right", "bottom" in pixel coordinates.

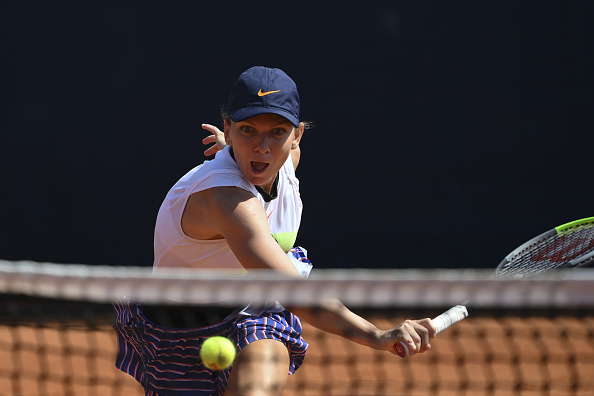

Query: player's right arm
[
  {"left": 290, "top": 299, "right": 436, "bottom": 356},
  {"left": 182, "top": 186, "right": 433, "bottom": 354},
  {"left": 181, "top": 186, "right": 301, "bottom": 277}
]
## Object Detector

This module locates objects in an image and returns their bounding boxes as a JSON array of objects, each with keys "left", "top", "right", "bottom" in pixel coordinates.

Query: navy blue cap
[{"left": 227, "top": 66, "right": 300, "bottom": 127}]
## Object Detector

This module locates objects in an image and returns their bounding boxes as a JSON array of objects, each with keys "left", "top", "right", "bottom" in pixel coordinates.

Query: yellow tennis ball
[{"left": 200, "top": 336, "right": 236, "bottom": 370}]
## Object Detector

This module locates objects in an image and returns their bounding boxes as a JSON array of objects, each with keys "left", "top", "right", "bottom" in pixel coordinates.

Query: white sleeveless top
[{"left": 153, "top": 146, "right": 303, "bottom": 272}]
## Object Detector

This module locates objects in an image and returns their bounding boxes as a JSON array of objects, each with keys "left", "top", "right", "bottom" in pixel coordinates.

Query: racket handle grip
[{"left": 394, "top": 305, "right": 468, "bottom": 357}]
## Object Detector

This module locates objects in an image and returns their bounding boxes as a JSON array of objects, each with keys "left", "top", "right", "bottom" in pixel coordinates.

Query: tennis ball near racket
[{"left": 200, "top": 336, "right": 237, "bottom": 370}]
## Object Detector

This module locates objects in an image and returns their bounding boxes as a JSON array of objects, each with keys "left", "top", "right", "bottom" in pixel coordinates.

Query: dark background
[{"left": 2, "top": 2, "right": 592, "bottom": 269}]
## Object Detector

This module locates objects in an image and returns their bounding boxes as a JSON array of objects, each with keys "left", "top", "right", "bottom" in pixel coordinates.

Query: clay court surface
[{"left": 1, "top": 314, "right": 593, "bottom": 396}]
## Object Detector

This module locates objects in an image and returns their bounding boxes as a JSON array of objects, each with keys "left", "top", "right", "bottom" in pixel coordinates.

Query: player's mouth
[{"left": 250, "top": 161, "right": 269, "bottom": 174}]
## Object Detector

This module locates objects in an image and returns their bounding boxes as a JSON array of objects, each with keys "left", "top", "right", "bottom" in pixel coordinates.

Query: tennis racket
[
  {"left": 394, "top": 216, "right": 594, "bottom": 357},
  {"left": 496, "top": 217, "right": 594, "bottom": 278}
]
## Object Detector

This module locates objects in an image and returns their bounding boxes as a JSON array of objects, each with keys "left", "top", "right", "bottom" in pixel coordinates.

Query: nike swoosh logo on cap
[{"left": 258, "top": 89, "right": 281, "bottom": 96}]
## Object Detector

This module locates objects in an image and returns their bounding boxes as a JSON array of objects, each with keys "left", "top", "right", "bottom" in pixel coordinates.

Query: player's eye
[
  {"left": 240, "top": 126, "right": 254, "bottom": 134},
  {"left": 271, "top": 128, "right": 287, "bottom": 136}
]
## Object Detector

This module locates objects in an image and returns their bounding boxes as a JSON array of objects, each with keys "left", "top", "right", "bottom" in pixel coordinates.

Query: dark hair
[
  {"left": 220, "top": 106, "right": 313, "bottom": 130},
  {"left": 220, "top": 106, "right": 231, "bottom": 125}
]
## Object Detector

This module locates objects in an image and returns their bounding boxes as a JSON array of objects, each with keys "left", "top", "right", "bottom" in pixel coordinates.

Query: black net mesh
[{"left": 1, "top": 261, "right": 593, "bottom": 396}]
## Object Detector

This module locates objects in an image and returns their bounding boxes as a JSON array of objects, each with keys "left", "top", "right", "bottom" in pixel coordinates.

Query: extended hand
[{"left": 202, "top": 123, "right": 226, "bottom": 156}]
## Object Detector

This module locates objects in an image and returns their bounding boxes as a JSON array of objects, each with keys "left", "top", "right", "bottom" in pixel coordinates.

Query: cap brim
[{"left": 230, "top": 106, "right": 299, "bottom": 128}]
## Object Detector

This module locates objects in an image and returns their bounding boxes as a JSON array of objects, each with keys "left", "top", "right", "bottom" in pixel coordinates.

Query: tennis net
[{"left": 0, "top": 259, "right": 593, "bottom": 396}]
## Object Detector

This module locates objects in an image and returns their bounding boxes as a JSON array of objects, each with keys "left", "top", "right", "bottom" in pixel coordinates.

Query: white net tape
[{"left": 2, "top": 260, "right": 594, "bottom": 308}]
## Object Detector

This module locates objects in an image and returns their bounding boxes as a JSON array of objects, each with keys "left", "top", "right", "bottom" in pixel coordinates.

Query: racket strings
[{"left": 499, "top": 224, "right": 594, "bottom": 277}]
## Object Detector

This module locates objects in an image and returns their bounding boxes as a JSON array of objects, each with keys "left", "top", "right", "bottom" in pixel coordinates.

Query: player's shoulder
[
  {"left": 184, "top": 186, "right": 263, "bottom": 238},
  {"left": 197, "top": 187, "right": 269, "bottom": 239},
  {"left": 195, "top": 186, "right": 261, "bottom": 216}
]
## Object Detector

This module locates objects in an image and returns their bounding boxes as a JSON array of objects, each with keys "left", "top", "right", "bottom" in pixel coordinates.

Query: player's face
[{"left": 224, "top": 113, "right": 300, "bottom": 192}]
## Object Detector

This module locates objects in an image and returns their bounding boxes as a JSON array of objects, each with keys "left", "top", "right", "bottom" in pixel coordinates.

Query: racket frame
[{"left": 496, "top": 217, "right": 594, "bottom": 277}]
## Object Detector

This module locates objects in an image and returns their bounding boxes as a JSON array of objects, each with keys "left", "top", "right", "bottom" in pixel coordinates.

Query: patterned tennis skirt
[{"left": 113, "top": 302, "right": 309, "bottom": 396}]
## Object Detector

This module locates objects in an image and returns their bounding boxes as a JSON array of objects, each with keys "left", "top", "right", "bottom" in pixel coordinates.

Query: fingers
[
  {"left": 202, "top": 133, "right": 217, "bottom": 156},
  {"left": 201, "top": 123, "right": 226, "bottom": 156},
  {"left": 202, "top": 135, "right": 216, "bottom": 145},
  {"left": 416, "top": 317, "right": 438, "bottom": 338},
  {"left": 393, "top": 318, "right": 434, "bottom": 356},
  {"left": 404, "top": 319, "right": 431, "bottom": 355},
  {"left": 202, "top": 123, "right": 223, "bottom": 136},
  {"left": 203, "top": 145, "right": 219, "bottom": 157}
]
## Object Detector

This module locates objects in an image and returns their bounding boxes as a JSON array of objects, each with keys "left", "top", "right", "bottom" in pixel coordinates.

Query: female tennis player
[{"left": 114, "top": 66, "right": 436, "bottom": 396}]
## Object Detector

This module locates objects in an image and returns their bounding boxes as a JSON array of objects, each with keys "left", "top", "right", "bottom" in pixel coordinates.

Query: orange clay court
[{"left": 1, "top": 313, "right": 593, "bottom": 396}]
